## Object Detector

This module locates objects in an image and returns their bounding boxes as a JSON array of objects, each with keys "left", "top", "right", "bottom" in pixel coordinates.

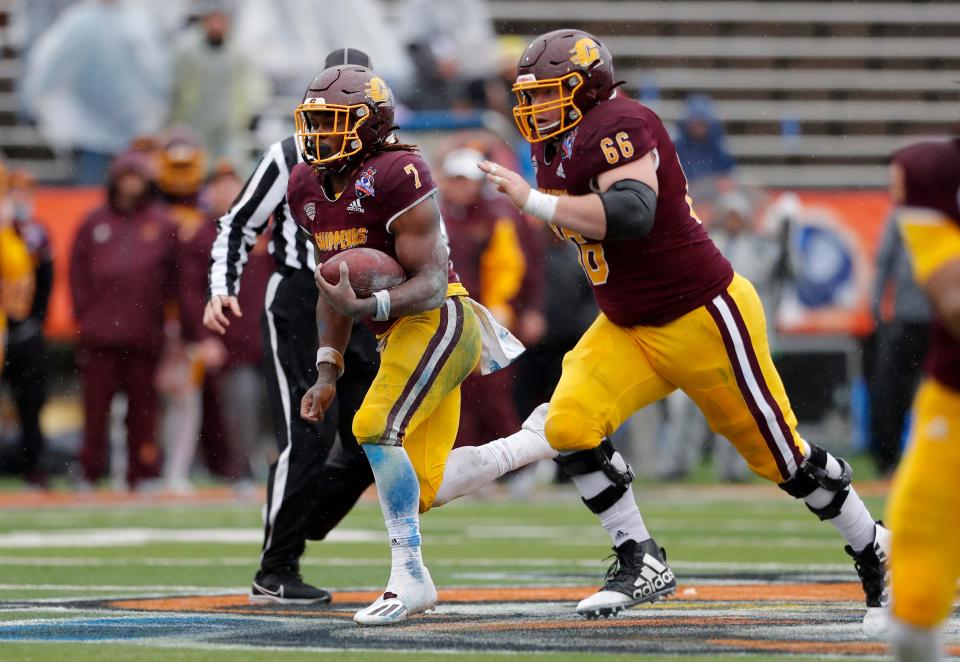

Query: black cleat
[
  {"left": 845, "top": 521, "right": 891, "bottom": 635},
  {"left": 250, "top": 567, "right": 332, "bottom": 605},
  {"left": 576, "top": 537, "right": 676, "bottom": 619}
]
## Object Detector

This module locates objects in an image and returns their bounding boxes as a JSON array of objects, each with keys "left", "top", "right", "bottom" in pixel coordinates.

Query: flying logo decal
[
  {"left": 355, "top": 167, "right": 377, "bottom": 198},
  {"left": 364, "top": 77, "right": 391, "bottom": 105},
  {"left": 569, "top": 38, "right": 601, "bottom": 67},
  {"left": 304, "top": 201, "right": 316, "bottom": 221}
]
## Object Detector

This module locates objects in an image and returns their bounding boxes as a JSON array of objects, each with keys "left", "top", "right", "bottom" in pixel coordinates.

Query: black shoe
[
  {"left": 845, "top": 521, "right": 891, "bottom": 635},
  {"left": 576, "top": 537, "right": 677, "bottom": 619},
  {"left": 250, "top": 567, "right": 332, "bottom": 605}
]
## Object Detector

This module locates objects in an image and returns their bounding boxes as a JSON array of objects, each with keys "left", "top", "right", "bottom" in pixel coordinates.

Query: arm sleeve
[
  {"left": 872, "top": 213, "right": 899, "bottom": 316},
  {"left": 69, "top": 221, "right": 91, "bottom": 321},
  {"left": 208, "top": 140, "right": 289, "bottom": 298}
]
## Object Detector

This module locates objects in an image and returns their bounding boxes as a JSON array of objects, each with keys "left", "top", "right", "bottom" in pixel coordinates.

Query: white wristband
[
  {"left": 316, "top": 347, "right": 345, "bottom": 379},
  {"left": 372, "top": 289, "right": 391, "bottom": 322},
  {"left": 522, "top": 189, "right": 559, "bottom": 222}
]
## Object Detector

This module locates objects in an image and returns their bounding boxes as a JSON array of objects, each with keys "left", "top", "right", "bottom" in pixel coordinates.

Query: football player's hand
[
  {"left": 315, "top": 262, "right": 374, "bottom": 318},
  {"left": 478, "top": 160, "right": 531, "bottom": 211},
  {"left": 301, "top": 373, "right": 336, "bottom": 423},
  {"left": 203, "top": 295, "right": 242, "bottom": 335}
]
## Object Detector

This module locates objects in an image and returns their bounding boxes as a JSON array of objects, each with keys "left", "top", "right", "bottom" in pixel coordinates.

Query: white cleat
[{"left": 353, "top": 568, "right": 438, "bottom": 626}]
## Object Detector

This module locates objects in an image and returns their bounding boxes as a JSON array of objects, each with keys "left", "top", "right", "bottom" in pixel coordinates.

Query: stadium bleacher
[{"left": 0, "top": 0, "right": 957, "bottom": 187}]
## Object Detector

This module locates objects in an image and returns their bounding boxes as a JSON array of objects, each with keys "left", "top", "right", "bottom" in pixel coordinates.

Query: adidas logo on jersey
[
  {"left": 347, "top": 198, "right": 364, "bottom": 214},
  {"left": 556, "top": 162, "right": 566, "bottom": 179}
]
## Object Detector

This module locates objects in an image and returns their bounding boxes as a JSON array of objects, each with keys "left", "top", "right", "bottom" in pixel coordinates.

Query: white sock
[
  {"left": 568, "top": 450, "right": 650, "bottom": 547},
  {"left": 891, "top": 619, "right": 942, "bottom": 662},
  {"left": 385, "top": 516, "right": 426, "bottom": 582},
  {"left": 804, "top": 454, "right": 876, "bottom": 552},
  {"left": 433, "top": 403, "right": 556, "bottom": 507}
]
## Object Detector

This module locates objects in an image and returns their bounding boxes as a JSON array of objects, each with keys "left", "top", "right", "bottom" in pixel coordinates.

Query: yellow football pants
[
  {"left": 887, "top": 378, "right": 960, "bottom": 628},
  {"left": 546, "top": 273, "right": 808, "bottom": 483},
  {"left": 353, "top": 296, "right": 481, "bottom": 512}
]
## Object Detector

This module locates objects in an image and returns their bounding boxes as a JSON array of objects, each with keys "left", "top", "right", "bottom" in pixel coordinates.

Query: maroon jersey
[
  {"left": 532, "top": 95, "right": 733, "bottom": 327},
  {"left": 893, "top": 138, "right": 960, "bottom": 391},
  {"left": 287, "top": 149, "right": 459, "bottom": 334}
]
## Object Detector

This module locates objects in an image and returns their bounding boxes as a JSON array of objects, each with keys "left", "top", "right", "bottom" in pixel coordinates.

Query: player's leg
[
  {"left": 433, "top": 402, "right": 555, "bottom": 507},
  {"left": 546, "top": 314, "right": 678, "bottom": 618},
  {"left": 352, "top": 297, "right": 481, "bottom": 625},
  {"left": 664, "top": 274, "right": 887, "bottom": 630},
  {"left": 887, "top": 379, "right": 960, "bottom": 661},
  {"left": 253, "top": 272, "right": 336, "bottom": 604}
]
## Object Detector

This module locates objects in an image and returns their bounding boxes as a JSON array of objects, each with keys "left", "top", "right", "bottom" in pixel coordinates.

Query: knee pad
[
  {"left": 554, "top": 438, "right": 635, "bottom": 514},
  {"left": 777, "top": 443, "right": 853, "bottom": 521},
  {"left": 352, "top": 408, "right": 388, "bottom": 445}
]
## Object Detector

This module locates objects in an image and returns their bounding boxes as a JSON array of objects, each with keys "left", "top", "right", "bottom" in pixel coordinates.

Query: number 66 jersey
[{"left": 531, "top": 95, "right": 733, "bottom": 327}]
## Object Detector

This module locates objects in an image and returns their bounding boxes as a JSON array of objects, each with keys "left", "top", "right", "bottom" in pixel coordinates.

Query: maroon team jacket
[{"left": 69, "top": 201, "right": 179, "bottom": 351}]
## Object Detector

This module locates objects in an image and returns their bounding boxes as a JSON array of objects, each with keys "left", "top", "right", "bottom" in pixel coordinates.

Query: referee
[{"left": 204, "top": 48, "right": 377, "bottom": 604}]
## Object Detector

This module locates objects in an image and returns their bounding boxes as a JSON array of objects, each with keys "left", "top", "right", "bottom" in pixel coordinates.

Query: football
[{"left": 319, "top": 247, "right": 407, "bottom": 297}]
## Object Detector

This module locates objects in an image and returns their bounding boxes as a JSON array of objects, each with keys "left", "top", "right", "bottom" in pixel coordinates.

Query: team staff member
[
  {"left": 886, "top": 136, "right": 960, "bottom": 662},
  {"left": 481, "top": 30, "right": 889, "bottom": 629},
  {"left": 204, "top": 49, "right": 379, "bottom": 605},
  {"left": 70, "top": 151, "right": 178, "bottom": 489}
]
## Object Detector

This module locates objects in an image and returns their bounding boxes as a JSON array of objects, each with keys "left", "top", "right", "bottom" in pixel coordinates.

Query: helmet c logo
[
  {"left": 569, "top": 38, "right": 600, "bottom": 67},
  {"left": 365, "top": 77, "right": 391, "bottom": 104}
]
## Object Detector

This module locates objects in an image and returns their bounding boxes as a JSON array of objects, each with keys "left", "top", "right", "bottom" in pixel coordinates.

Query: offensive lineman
[{"left": 479, "top": 29, "right": 890, "bottom": 630}]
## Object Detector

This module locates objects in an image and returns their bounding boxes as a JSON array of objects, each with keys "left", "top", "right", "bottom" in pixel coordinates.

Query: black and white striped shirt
[{"left": 208, "top": 136, "right": 314, "bottom": 297}]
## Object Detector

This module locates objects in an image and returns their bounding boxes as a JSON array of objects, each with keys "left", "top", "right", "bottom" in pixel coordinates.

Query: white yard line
[{"left": 0, "top": 528, "right": 380, "bottom": 548}]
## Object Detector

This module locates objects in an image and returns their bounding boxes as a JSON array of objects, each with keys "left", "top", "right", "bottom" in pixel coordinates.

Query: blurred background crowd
[{"left": 0, "top": 0, "right": 954, "bottom": 493}]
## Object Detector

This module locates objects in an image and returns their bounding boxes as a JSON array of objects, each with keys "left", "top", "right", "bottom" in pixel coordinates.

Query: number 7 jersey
[{"left": 531, "top": 95, "right": 733, "bottom": 327}]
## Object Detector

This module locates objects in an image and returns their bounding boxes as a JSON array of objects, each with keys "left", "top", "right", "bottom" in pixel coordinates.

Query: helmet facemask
[
  {"left": 294, "top": 99, "right": 371, "bottom": 172},
  {"left": 512, "top": 72, "right": 586, "bottom": 143}
]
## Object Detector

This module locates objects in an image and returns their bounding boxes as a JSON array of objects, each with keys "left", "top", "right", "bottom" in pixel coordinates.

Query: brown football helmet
[
  {"left": 512, "top": 30, "right": 616, "bottom": 143},
  {"left": 294, "top": 65, "right": 396, "bottom": 172}
]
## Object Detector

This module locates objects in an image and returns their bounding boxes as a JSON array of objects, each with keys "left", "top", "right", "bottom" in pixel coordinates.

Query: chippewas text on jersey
[{"left": 313, "top": 227, "right": 369, "bottom": 251}]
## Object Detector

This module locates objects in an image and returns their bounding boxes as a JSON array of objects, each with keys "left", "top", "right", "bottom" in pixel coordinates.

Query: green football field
[{"left": 0, "top": 470, "right": 931, "bottom": 661}]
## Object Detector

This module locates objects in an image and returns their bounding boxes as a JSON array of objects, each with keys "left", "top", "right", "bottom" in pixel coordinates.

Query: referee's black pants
[{"left": 258, "top": 269, "right": 378, "bottom": 574}]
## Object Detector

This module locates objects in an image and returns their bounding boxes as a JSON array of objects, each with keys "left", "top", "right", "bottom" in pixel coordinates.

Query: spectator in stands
[
  {"left": 674, "top": 94, "right": 737, "bottom": 187},
  {"left": 440, "top": 147, "right": 530, "bottom": 447},
  {"left": 869, "top": 211, "right": 931, "bottom": 475},
  {"left": 70, "top": 151, "right": 178, "bottom": 490},
  {"left": 232, "top": 0, "right": 411, "bottom": 98},
  {"left": 2, "top": 170, "right": 53, "bottom": 489},
  {"left": 169, "top": 1, "right": 269, "bottom": 170},
  {"left": 397, "top": 0, "right": 497, "bottom": 110},
  {"left": 21, "top": 0, "right": 170, "bottom": 185}
]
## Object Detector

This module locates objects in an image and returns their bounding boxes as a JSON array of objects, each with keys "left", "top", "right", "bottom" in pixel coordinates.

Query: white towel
[{"left": 465, "top": 298, "right": 526, "bottom": 375}]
